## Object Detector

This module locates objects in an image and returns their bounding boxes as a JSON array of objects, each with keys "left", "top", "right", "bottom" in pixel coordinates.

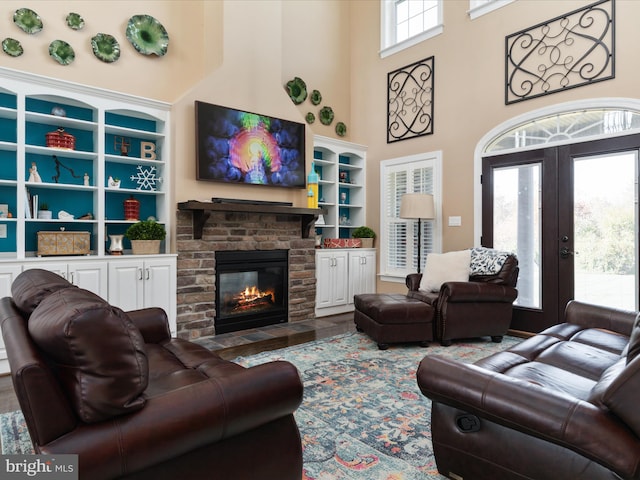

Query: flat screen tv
[{"left": 195, "top": 101, "right": 306, "bottom": 188}]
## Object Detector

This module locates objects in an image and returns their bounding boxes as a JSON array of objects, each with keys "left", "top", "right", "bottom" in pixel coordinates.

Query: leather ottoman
[{"left": 353, "top": 293, "right": 434, "bottom": 350}]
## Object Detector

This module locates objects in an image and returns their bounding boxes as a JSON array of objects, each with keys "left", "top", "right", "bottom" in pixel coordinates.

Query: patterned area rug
[{"left": 0, "top": 332, "right": 522, "bottom": 479}]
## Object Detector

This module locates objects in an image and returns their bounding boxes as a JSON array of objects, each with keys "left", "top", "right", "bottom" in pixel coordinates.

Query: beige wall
[{"left": 2, "top": 0, "right": 637, "bottom": 295}]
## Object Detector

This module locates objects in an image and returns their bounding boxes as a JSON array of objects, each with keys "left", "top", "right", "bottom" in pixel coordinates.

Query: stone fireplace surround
[{"left": 175, "top": 203, "right": 318, "bottom": 340}]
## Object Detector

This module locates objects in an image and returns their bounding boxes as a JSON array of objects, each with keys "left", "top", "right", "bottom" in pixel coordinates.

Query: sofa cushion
[
  {"left": 419, "top": 250, "right": 470, "bottom": 293},
  {"left": 626, "top": 313, "right": 640, "bottom": 363},
  {"left": 470, "top": 247, "right": 511, "bottom": 275},
  {"left": 601, "top": 354, "right": 640, "bottom": 437},
  {"left": 11, "top": 268, "right": 76, "bottom": 315},
  {"left": 28, "top": 287, "right": 148, "bottom": 423}
]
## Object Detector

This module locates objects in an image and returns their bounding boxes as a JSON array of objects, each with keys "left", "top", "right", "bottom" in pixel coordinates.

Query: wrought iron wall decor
[
  {"left": 505, "top": 0, "right": 614, "bottom": 105},
  {"left": 387, "top": 56, "right": 434, "bottom": 143}
]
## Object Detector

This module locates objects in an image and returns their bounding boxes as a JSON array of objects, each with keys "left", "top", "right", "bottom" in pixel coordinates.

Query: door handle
[{"left": 560, "top": 247, "right": 575, "bottom": 259}]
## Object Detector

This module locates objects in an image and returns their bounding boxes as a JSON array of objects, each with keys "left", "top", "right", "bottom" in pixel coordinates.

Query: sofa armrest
[
  {"left": 418, "top": 355, "right": 640, "bottom": 477},
  {"left": 125, "top": 307, "right": 171, "bottom": 344},
  {"left": 565, "top": 300, "right": 637, "bottom": 336},
  {"left": 439, "top": 281, "right": 518, "bottom": 303},
  {"left": 406, "top": 273, "right": 422, "bottom": 291},
  {"left": 41, "top": 360, "right": 303, "bottom": 479}
]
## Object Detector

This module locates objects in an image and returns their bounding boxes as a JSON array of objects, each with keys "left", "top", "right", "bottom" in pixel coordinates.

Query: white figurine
[
  {"left": 28, "top": 162, "right": 42, "bottom": 183},
  {"left": 84, "top": 173, "right": 90, "bottom": 186}
]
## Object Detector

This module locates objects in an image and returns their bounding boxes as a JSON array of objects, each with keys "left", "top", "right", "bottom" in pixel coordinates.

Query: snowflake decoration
[{"left": 130, "top": 165, "right": 162, "bottom": 191}]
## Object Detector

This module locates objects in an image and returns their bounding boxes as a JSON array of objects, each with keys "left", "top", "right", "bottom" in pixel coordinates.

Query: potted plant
[
  {"left": 125, "top": 219, "right": 166, "bottom": 254},
  {"left": 37, "top": 202, "right": 52, "bottom": 220},
  {"left": 352, "top": 226, "right": 376, "bottom": 248}
]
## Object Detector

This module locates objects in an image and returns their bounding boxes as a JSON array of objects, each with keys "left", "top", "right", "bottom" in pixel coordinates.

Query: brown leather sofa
[
  {"left": 0, "top": 269, "right": 304, "bottom": 480},
  {"left": 406, "top": 253, "right": 518, "bottom": 345},
  {"left": 418, "top": 300, "right": 640, "bottom": 480}
]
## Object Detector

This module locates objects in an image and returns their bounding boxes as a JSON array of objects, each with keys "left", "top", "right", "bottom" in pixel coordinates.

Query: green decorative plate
[
  {"left": 126, "top": 14, "right": 169, "bottom": 56},
  {"left": 66, "top": 12, "right": 85, "bottom": 31},
  {"left": 285, "top": 77, "right": 307, "bottom": 104},
  {"left": 335, "top": 122, "right": 347, "bottom": 137},
  {"left": 306, "top": 112, "right": 315, "bottom": 124},
  {"left": 91, "top": 33, "right": 120, "bottom": 63},
  {"left": 49, "top": 40, "right": 75, "bottom": 66},
  {"left": 319, "top": 106, "right": 334, "bottom": 126},
  {"left": 13, "top": 8, "right": 43, "bottom": 34},
  {"left": 2, "top": 38, "right": 23, "bottom": 57},
  {"left": 310, "top": 89, "right": 322, "bottom": 105}
]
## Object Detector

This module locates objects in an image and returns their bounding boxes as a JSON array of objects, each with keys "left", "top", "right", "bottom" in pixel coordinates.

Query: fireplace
[{"left": 215, "top": 249, "right": 289, "bottom": 334}]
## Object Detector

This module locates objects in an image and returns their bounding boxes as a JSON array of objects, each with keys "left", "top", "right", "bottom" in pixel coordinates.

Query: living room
[{"left": 0, "top": 0, "right": 639, "bottom": 478}]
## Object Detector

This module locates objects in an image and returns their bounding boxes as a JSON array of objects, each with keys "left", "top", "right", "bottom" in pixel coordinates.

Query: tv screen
[{"left": 195, "top": 101, "right": 306, "bottom": 188}]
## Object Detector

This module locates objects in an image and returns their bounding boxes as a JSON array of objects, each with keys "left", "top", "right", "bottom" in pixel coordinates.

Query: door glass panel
[
  {"left": 573, "top": 152, "right": 638, "bottom": 310},
  {"left": 493, "top": 164, "right": 541, "bottom": 309}
]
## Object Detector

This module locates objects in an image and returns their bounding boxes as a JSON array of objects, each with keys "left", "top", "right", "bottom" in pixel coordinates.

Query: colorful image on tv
[{"left": 196, "top": 101, "right": 306, "bottom": 188}]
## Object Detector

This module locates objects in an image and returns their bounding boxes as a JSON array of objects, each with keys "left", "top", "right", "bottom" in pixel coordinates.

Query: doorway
[{"left": 482, "top": 136, "right": 640, "bottom": 332}]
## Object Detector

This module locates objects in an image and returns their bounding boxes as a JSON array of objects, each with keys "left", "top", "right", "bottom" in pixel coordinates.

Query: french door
[{"left": 482, "top": 135, "right": 640, "bottom": 332}]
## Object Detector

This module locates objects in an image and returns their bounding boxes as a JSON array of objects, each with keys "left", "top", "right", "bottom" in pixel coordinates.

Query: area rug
[{"left": 0, "top": 332, "right": 522, "bottom": 479}]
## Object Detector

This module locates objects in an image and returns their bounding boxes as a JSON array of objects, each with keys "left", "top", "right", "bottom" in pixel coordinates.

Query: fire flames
[{"left": 230, "top": 285, "right": 275, "bottom": 312}]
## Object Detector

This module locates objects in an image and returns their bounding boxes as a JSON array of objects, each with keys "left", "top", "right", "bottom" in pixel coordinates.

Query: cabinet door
[
  {"left": 349, "top": 251, "right": 376, "bottom": 301},
  {"left": 142, "top": 258, "right": 176, "bottom": 330},
  {"left": 332, "top": 251, "right": 349, "bottom": 305},
  {"left": 0, "top": 265, "right": 22, "bottom": 298},
  {"left": 68, "top": 261, "right": 108, "bottom": 299},
  {"left": 315, "top": 252, "right": 335, "bottom": 308},
  {"left": 108, "top": 260, "right": 144, "bottom": 312},
  {"left": 23, "top": 262, "right": 69, "bottom": 280}
]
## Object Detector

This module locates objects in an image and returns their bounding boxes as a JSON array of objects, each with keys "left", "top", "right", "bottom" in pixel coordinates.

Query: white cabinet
[
  {"left": 23, "top": 260, "right": 108, "bottom": 299},
  {"left": 108, "top": 256, "right": 177, "bottom": 334},
  {"left": 315, "top": 250, "right": 349, "bottom": 311},
  {"left": 315, "top": 249, "right": 376, "bottom": 316},
  {"left": 0, "top": 264, "right": 22, "bottom": 375},
  {"left": 313, "top": 136, "right": 367, "bottom": 243},
  {"left": 348, "top": 249, "right": 377, "bottom": 301}
]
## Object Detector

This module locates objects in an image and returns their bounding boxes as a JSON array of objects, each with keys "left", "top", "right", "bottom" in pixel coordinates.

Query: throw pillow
[
  {"left": 11, "top": 268, "right": 76, "bottom": 315},
  {"left": 419, "top": 250, "right": 471, "bottom": 293},
  {"left": 29, "top": 287, "right": 148, "bottom": 423},
  {"left": 470, "top": 247, "right": 511, "bottom": 276}
]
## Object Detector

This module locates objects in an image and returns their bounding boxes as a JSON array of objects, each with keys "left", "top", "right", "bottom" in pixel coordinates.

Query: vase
[
  {"left": 123, "top": 195, "right": 140, "bottom": 221},
  {"left": 108, "top": 234, "right": 124, "bottom": 255},
  {"left": 37, "top": 210, "right": 52, "bottom": 220}
]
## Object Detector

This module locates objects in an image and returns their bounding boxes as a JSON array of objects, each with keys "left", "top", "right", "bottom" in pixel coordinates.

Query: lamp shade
[{"left": 400, "top": 193, "right": 435, "bottom": 220}]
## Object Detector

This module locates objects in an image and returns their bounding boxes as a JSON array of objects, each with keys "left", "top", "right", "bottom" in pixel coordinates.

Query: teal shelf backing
[
  {"left": 106, "top": 112, "right": 157, "bottom": 132},
  {"left": 26, "top": 98, "right": 93, "bottom": 122}
]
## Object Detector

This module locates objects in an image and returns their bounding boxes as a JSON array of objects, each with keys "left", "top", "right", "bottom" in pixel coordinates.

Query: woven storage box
[
  {"left": 323, "top": 238, "right": 362, "bottom": 249},
  {"left": 46, "top": 128, "right": 76, "bottom": 150},
  {"left": 37, "top": 231, "right": 90, "bottom": 256},
  {"left": 131, "top": 240, "right": 161, "bottom": 255}
]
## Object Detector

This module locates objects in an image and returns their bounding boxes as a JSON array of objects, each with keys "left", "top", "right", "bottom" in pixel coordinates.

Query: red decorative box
[
  {"left": 46, "top": 127, "right": 75, "bottom": 150},
  {"left": 323, "top": 238, "right": 362, "bottom": 249}
]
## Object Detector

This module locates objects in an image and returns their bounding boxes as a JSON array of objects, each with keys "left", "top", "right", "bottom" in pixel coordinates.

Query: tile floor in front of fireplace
[{"left": 0, "top": 313, "right": 356, "bottom": 415}]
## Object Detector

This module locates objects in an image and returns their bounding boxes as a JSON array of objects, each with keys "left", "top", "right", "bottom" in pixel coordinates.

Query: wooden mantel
[{"left": 177, "top": 200, "right": 324, "bottom": 239}]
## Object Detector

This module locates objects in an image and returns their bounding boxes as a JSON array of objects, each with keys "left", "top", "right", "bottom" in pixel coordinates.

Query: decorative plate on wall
[
  {"left": 306, "top": 112, "right": 315, "bottom": 124},
  {"left": 319, "top": 106, "right": 334, "bottom": 126},
  {"left": 335, "top": 122, "right": 347, "bottom": 137},
  {"left": 49, "top": 40, "right": 75, "bottom": 66},
  {"left": 91, "top": 33, "right": 120, "bottom": 63},
  {"left": 13, "top": 8, "right": 43, "bottom": 34},
  {"left": 66, "top": 12, "right": 85, "bottom": 31},
  {"left": 2, "top": 38, "right": 23, "bottom": 57},
  {"left": 310, "top": 89, "right": 322, "bottom": 105},
  {"left": 285, "top": 77, "right": 307, "bottom": 104},
  {"left": 126, "top": 14, "right": 169, "bottom": 56}
]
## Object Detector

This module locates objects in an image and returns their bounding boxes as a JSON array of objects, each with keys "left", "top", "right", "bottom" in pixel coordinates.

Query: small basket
[
  {"left": 131, "top": 240, "right": 161, "bottom": 255},
  {"left": 46, "top": 127, "right": 76, "bottom": 150}
]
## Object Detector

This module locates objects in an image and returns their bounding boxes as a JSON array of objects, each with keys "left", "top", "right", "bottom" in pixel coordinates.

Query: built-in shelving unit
[
  {"left": 0, "top": 67, "right": 171, "bottom": 259},
  {"left": 313, "top": 135, "right": 367, "bottom": 241}
]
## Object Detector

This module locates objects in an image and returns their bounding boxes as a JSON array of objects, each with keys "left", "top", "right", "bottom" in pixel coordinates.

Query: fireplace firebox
[{"left": 215, "top": 250, "right": 288, "bottom": 334}]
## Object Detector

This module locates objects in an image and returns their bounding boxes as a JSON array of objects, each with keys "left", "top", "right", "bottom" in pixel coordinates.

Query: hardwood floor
[{"left": 0, "top": 313, "right": 356, "bottom": 415}]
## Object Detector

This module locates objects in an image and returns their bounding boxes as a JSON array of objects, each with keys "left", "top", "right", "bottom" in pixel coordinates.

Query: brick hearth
[{"left": 175, "top": 209, "right": 317, "bottom": 340}]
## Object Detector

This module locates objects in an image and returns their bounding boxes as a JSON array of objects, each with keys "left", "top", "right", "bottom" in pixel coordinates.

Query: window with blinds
[{"left": 380, "top": 153, "right": 441, "bottom": 280}]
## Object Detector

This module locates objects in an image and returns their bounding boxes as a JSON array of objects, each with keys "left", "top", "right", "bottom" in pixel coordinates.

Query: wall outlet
[{"left": 448, "top": 216, "right": 462, "bottom": 227}]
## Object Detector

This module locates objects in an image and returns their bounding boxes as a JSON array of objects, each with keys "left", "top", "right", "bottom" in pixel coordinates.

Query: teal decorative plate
[
  {"left": 2, "top": 38, "right": 23, "bottom": 57},
  {"left": 13, "top": 8, "right": 43, "bottom": 34},
  {"left": 306, "top": 112, "right": 315, "bottom": 124},
  {"left": 335, "top": 122, "right": 347, "bottom": 137},
  {"left": 126, "top": 14, "right": 169, "bottom": 56},
  {"left": 310, "top": 89, "right": 322, "bottom": 105},
  {"left": 49, "top": 40, "right": 75, "bottom": 66},
  {"left": 66, "top": 12, "right": 85, "bottom": 31},
  {"left": 91, "top": 33, "right": 120, "bottom": 63},
  {"left": 319, "top": 106, "right": 334, "bottom": 126},
  {"left": 285, "top": 77, "right": 307, "bottom": 104}
]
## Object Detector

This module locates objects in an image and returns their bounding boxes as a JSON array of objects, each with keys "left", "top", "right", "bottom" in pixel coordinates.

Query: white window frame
[
  {"left": 468, "top": 0, "right": 515, "bottom": 20},
  {"left": 380, "top": 0, "right": 443, "bottom": 59},
  {"left": 379, "top": 151, "right": 442, "bottom": 282}
]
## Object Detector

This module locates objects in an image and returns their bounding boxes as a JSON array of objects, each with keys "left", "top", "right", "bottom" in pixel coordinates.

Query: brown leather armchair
[
  {"left": 0, "top": 269, "right": 303, "bottom": 480},
  {"left": 406, "top": 253, "right": 518, "bottom": 345}
]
